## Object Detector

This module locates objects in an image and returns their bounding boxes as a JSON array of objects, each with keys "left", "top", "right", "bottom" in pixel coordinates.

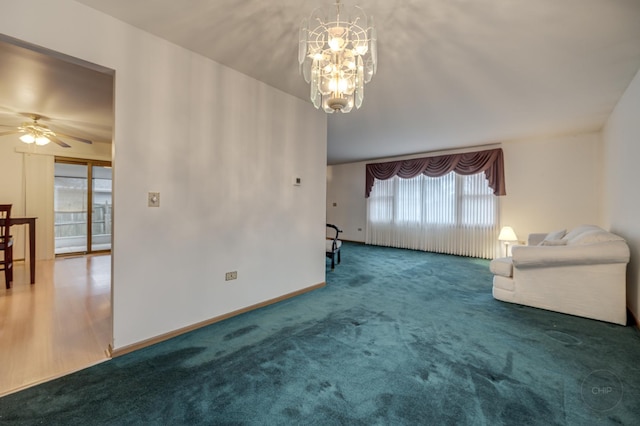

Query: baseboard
[
  {"left": 111, "top": 282, "right": 326, "bottom": 357},
  {"left": 337, "top": 239, "right": 365, "bottom": 244}
]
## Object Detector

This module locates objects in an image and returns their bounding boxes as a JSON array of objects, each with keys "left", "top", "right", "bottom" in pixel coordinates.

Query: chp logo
[{"left": 581, "top": 370, "right": 623, "bottom": 411}]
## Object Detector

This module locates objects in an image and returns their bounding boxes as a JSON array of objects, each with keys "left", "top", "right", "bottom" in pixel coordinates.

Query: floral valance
[{"left": 365, "top": 148, "right": 506, "bottom": 198}]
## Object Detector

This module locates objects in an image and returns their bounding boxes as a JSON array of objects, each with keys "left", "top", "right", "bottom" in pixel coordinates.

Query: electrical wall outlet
[
  {"left": 148, "top": 192, "right": 160, "bottom": 207},
  {"left": 225, "top": 271, "right": 238, "bottom": 281}
]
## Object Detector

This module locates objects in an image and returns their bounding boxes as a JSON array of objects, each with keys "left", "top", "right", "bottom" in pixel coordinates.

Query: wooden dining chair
[{"left": 1, "top": 204, "right": 14, "bottom": 289}]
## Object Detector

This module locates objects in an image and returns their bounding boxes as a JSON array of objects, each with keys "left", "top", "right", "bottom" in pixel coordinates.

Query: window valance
[{"left": 365, "top": 147, "right": 506, "bottom": 198}]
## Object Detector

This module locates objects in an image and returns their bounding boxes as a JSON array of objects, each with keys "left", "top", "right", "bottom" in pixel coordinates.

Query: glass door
[
  {"left": 54, "top": 159, "right": 112, "bottom": 255},
  {"left": 91, "top": 165, "right": 112, "bottom": 252}
]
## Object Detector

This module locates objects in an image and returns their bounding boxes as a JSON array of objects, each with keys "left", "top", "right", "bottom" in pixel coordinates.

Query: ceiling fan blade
[
  {"left": 54, "top": 132, "right": 93, "bottom": 144},
  {"left": 0, "top": 130, "right": 20, "bottom": 137},
  {"left": 49, "top": 135, "right": 71, "bottom": 148},
  {"left": 0, "top": 105, "right": 21, "bottom": 115}
]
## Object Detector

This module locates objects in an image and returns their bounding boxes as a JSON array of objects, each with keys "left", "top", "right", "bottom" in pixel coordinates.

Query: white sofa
[{"left": 490, "top": 225, "right": 630, "bottom": 325}]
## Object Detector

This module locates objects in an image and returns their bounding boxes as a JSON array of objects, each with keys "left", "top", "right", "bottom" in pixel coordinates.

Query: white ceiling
[
  {"left": 4, "top": 0, "right": 640, "bottom": 164},
  {"left": 0, "top": 36, "right": 114, "bottom": 146}
]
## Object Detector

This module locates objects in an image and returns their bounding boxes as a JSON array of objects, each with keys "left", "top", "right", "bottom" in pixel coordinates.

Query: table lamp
[{"left": 498, "top": 226, "right": 518, "bottom": 256}]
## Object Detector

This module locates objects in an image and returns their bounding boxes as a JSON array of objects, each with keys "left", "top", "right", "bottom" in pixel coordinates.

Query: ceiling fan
[{"left": 0, "top": 114, "right": 93, "bottom": 148}]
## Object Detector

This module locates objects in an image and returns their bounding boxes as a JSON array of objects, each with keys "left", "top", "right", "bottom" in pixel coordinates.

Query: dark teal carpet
[{"left": 1, "top": 242, "right": 639, "bottom": 425}]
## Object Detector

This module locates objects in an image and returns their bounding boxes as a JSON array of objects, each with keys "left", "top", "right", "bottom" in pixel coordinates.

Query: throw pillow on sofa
[
  {"left": 537, "top": 229, "right": 566, "bottom": 246},
  {"left": 563, "top": 225, "right": 602, "bottom": 241}
]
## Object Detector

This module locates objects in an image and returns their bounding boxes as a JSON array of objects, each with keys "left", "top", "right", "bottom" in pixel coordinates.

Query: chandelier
[{"left": 298, "top": 0, "right": 377, "bottom": 113}]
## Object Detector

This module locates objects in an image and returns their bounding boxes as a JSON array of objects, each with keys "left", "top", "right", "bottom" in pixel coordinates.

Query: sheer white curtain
[{"left": 366, "top": 172, "right": 499, "bottom": 259}]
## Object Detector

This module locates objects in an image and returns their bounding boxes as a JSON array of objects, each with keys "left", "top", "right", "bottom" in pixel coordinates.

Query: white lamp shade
[{"left": 498, "top": 226, "right": 518, "bottom": 242}]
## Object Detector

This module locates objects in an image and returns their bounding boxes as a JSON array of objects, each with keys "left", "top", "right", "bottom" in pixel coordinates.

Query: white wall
[
  {"left": 500, "top": 133, "right": 603, "bottom": 240},
  {"left": 326, "top": 163, "right": 367, "bottom": 242},
  {"left": 1, "top": 0, "right": 327, "bottom": 349},
  {"left": 327, "top": 132, "right": 602, "bottom": 248},
  {"left": 603, "top": 66, "right": 640, "bottom": 322}
]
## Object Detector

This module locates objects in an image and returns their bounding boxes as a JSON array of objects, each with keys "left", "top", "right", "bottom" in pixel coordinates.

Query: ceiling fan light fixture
[
  {"left": 2, "top": 114, "right": 92, "bottom": 148},
  {"left": 19, "top": 130, "right": 50, "bottom": 145},
  {"left": 18, "top": 118, "right": 54, "bottom": 146},
  {"left": 299, "top": 0, "right": 377, "bottom": 114}
]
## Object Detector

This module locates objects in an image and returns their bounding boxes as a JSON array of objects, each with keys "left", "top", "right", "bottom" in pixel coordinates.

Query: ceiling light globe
[
  {"left": 35, "top": 136, "right": 51, "bottom": 146},
  {"left": 20, "top": 134, "right": 35, "bottom": 144}
]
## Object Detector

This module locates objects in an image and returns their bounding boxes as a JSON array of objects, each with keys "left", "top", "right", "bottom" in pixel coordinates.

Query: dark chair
[
  {"left": 1, "top": 204, "right": 14, "bottom": 289},
  {"left": 326, "top": 224, "right": 342, "bottom": 270}
]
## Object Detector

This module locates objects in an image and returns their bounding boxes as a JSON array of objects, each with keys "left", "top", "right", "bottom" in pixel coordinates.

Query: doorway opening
[{"left": 0, "top": 34, "right": 116, "bottom": 396}]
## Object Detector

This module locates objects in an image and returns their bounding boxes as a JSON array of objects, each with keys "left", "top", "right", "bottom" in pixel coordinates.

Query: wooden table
[{"left": 0, "top": 217, "right": 36, "bottom": 284}]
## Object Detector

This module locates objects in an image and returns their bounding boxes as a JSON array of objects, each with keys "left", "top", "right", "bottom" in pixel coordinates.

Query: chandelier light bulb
[
  {"left": 299, "top": 0, "right": 377, "bottom": 113},
  {"left": 355, "top": 45, "right": 368, "bottom": 55},
  {"left": 328, "top": 27, "right": 347, "bottom": 51},
  {"left": 328, "top": 78, "right": 338, "bottom": 93},
  {"left": 328, "top": 38, "right": 340, "bottom": 51}
]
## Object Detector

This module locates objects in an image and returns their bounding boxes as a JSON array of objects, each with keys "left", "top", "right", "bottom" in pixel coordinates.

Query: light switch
[{"left": 148, "top": 192, "right": 160, "bottom": 207}]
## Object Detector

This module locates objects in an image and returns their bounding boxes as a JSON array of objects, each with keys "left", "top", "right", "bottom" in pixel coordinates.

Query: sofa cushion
[
  {"left": 540, "top": 239, "right": 568, "bottom": 246},
  {"left": 490, "top": 257, "right": 513, "bottom": 278},
  {"left": 563, "top": 225, "right": 603, "bottom": 241}
]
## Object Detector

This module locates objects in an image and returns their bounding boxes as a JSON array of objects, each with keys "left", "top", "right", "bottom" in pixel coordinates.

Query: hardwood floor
[{"left": 0, "top": 255, "right": 111, "bottom": 397}]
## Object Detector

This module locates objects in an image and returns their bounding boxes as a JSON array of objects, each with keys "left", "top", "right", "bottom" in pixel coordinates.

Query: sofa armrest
[
  {"left": 512, "top": 241, "right": 630, "bottom": 268},
  {"left": 527, "top": 233, "right": 547, "bottom": 246}
]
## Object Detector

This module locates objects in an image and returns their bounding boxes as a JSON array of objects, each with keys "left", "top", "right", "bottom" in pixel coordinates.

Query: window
[{"left": 367, "top": 172, "right": 499, "bottom": 258}]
